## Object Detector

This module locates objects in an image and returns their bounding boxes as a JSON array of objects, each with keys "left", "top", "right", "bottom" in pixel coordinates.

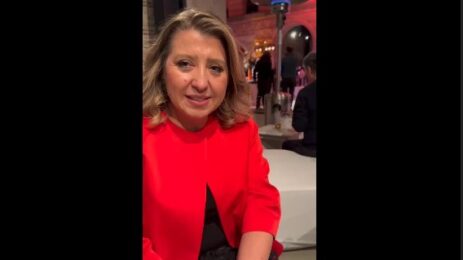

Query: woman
[
  {"left": 143, "top": 9, "right": 282, "bottom": 260},
  {"left": 253, "top": 51, "right": 273, "bottom": 110}
]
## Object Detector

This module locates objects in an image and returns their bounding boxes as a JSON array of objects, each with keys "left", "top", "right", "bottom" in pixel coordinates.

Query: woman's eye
[
  {"left": 210, "top": 65, "right": 224, "bottom": 74},
  {"left": 176, "top": 60, "right": 192, "bottom": 69}
]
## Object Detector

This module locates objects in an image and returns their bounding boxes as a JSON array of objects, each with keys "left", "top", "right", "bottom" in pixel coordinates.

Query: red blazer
[{"left": 143, "top": 116, "right": 282, "bottom": 260}]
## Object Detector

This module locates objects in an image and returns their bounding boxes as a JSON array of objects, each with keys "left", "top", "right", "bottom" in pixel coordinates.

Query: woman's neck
[{"left": 166, "top": 107, "right": 208, "bottom": 132}]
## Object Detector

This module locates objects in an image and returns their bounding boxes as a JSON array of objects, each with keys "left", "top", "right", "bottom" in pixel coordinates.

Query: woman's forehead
[{"left": 168, "top": 29, "right": 227, "bottom": 59}]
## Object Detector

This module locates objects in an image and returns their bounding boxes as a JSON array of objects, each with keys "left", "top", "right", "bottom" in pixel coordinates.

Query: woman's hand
[{"left": 237, "top": 231, "right": 273, "bottom": 260}]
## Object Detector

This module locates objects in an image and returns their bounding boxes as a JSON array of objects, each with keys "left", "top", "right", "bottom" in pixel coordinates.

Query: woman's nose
[{"left": 191, "top": 68, "right": 209, "bottom": 92}]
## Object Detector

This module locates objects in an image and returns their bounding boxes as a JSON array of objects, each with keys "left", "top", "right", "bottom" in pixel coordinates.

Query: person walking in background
[
  {"left": 280, "top": 46, "right": 298, "bottom": 103},
  {"left": 253, "top": 51, "right": 273, "bottom": 111}
]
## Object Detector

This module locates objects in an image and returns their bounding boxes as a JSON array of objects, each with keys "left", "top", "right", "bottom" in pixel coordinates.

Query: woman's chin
[
  {"left": 184, "top": 110, "right": 211, "bottom": 121},
  {"left": 184, "top": 106, "right": 215, "bottom": 118}
]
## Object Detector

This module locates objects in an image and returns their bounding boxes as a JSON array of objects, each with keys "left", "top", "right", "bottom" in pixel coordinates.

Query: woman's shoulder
[
  {"left": 143, "top": 117, "right": 154, "bottom": 139},
  {"left": 142, "top": 117, "right": 153, "bottom": 131},
  {"left": 143, "top": 117, "right": 166, "bottom": 138}
]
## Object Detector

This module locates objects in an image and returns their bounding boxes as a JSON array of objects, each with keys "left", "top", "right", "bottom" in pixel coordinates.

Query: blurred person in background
[
  {"left": 253, "top": 51, "right": 273, "bottom": 111},
  {"left": 282, "top": 51, "right": 316, "bottom": 157}
]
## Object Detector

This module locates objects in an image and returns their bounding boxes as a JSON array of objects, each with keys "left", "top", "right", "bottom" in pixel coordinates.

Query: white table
[
  {"left": 264, "top": 149, "right": 316, "bottom": 250},
  {"left": 259, "top": 120, "right": 301, "bottom": 149}
]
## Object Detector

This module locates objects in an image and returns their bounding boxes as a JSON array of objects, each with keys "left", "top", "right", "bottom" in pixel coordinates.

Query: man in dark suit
[
  {"left": 282, "top": 52, "right": 316, "bottom": 157},
  {"left": 280, "top": 46, "right": 298, "bottom": 103}
]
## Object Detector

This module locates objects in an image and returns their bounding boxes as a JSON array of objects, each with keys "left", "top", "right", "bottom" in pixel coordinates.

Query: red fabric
[
  {"left": 143, "top": 237, "right": 162, "bottom": 260},
  {"left": 143, "top": 116, "right": 282, "bottom": 260}
]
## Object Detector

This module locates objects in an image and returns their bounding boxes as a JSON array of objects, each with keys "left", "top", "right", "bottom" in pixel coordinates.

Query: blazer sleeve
[
  {"left": 241, "top": 120, "right": 281, "bottom": 237},
  {"left": 142, "top": 120, "right": 162, "bottom": 260},
  {"left": 143, "top": 237, "right": 163, "bottom": 260}
]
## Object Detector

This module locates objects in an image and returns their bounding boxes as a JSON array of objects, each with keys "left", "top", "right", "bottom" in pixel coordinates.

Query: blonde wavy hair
[{"left": 143, "top": 8, "right": 251, "bottom": 129}]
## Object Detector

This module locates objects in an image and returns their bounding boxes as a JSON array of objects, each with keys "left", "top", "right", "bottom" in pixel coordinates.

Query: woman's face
[{"left": 164, "top": 29, "right": 228, "bottom": 130}]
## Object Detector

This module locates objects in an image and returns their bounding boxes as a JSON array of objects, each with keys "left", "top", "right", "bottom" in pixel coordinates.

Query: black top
[
  {"left": 254, "top": 56, "right": 273, "bottom": 81},
  {"left": 199, "top": 186, "right": 279, "bottom": 260},
  {"left": 200, "top": 186, "right": 229, "bottom": 255},
  {"left": 292, "top": 81, "right": 316, "bottom": 147}
]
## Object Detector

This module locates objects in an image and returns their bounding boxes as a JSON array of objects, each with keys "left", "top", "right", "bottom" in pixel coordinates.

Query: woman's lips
[{"left": 186, "top": 95, "right": 211, "bottom": 106}]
